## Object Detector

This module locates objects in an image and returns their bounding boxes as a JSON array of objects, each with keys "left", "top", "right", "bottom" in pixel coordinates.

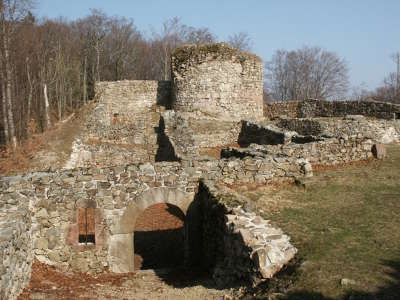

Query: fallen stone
[
  {"left": 341, "top": 278, "right": 356, "bottom": 286},
  {"left": 372, "top": 144, "right": 386, "bottom": 159}
]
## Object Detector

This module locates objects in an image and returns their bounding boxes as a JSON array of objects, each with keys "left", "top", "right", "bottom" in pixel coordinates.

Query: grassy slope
[{"left": 246, "top": 145, "right": 400, "bottom": 300}]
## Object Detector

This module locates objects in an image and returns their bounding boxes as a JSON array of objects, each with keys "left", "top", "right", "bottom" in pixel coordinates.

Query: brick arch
[{"left": 108, "top": 187, "right": 194, "bottom": 273}]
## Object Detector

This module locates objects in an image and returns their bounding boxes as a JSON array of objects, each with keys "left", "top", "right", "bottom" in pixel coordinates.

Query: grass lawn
[{"left": 244, "top": 144, "right": 400, "bottom": 300}]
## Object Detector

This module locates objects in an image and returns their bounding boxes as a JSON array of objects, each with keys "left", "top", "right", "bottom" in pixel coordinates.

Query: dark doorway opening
[{"left": 134, "top": 203, "right": 185, "bottom": 270}]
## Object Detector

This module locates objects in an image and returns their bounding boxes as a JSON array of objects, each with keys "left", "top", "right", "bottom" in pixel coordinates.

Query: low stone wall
[
  {"left": 196, "top": 155, "right": 309, "bottom": 185},
  {"left": 238, "top": 121, "right": 290, "bottom": 147},
  {"left": 197, "top": 182, "right": 297, "bottom": 286},
  {"left": 264, "top": 101, "right": 299, "bottom": 119},
  {"left": 223, "top": 136, "right": 374, "bottom": 167},
  {"left": 0, "top": 178, "right": 33, "bottom": 300},
  {"left": 277, "top": 118, "right": 323, "bottom": 136},
  {"left": 275, "top": 116, "right": 400, "bottom": 144},
  {"left": 163, "top": 111, "right": 241, "bottom": 160},
  {"left": 265, "top": 99, "right": 400, "bottom": 120}
]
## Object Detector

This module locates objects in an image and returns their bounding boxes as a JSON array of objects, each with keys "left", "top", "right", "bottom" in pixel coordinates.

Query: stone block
[{"left": 372, "top": 144, "right": 386, "bottom": 159}]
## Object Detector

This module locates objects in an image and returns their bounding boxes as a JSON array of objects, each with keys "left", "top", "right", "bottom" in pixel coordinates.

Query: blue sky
[{"left": 36, "top": 0, "right": 400, "bottom": 90}]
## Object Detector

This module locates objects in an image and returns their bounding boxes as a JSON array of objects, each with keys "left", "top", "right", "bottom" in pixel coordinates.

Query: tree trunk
[
  {"left": 163, "top": 44, "right": 169, "bottom": 80},
  {"left": 0, "top": 45, "right": 9, "bottom": 145},
  {"left": 1, "top": 86, "right": 9, "bottom": 144},
  {"left": 83, "top": 55, "right": 87, "bottom": 104},
  {"left": 56, "top": 81, "right": 61, "bottom": 121},
  {"left": 26, "top": 57, "right": 33, "bottom": 127},
  {"left": 96, "top": 40, "right": 100, "bottom": 82},
  {"left": 2, "top": 21, "right": 17, "bottom": 149},
  {"left": 43, "top": 83, "right": 52, "bottom": 129}
]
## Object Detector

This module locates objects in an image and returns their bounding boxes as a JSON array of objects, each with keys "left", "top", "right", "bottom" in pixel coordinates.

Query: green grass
[{"left": 248, "top": 145, "right": 400, "bottom": 300}]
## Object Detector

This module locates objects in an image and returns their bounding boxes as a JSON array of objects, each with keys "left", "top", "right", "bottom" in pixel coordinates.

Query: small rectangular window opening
[
  {"left": 78, "top": 208, "right": 96, "bottom": 245},
  {"left": 79, "top": 234, "right": 95, "bottom": 244}
]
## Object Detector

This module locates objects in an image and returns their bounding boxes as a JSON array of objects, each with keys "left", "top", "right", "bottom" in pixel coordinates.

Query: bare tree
[
  {"left": 392, "top": 52, "right": 400, "bottom": 94},
  {"left": 0, "top": 10, "right": 224, "bottom": 147},
  {"left": 265, "top": 47, "right": 349, "bottom": 101},
  {"left": 0, "top": 0, "right": 33, "bottom": 148},
  {"left": 185, "top": 27, "right": 216, "bottom": 45},
  {"left": 372, "top": 52, "right": 400, "bottom": 103},
  {"left": 227, "top": 32, "right": 253, "bottom": 51},
  {"left": 156, "top": 17, "right": 187, "bottom": 80}
]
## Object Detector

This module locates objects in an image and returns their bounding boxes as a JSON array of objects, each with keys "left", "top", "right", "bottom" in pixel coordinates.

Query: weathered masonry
[
  {"left": 1, "top": 42, "right": 400, "bottom": 300},
  {"left": 1, "top": 157, "right": 303, "bottom": 299}
]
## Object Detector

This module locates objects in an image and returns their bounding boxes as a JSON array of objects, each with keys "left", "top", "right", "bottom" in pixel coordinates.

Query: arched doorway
[
  {"left": 134, "top": 203, "right": 185, "bottom": 270},
  {"left": 108, "top": 187, "right": 200, "bottom": 273}
]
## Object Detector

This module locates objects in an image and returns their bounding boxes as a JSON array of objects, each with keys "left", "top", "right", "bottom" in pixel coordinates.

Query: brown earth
[{"left": 18, "top": 261, "right": 236, "bottom": 300}]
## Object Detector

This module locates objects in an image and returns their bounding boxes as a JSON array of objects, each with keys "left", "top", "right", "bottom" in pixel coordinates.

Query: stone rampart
[
  {"left": 264, "top": 99, "right": 400, "bottom": 120},
  {"left": 171, "top": 43, "right": 264, "bottom": 121}
]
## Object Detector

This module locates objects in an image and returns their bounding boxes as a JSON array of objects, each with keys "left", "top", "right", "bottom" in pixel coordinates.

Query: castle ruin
[{"left": 1, "top": 43, "right": 400, "bottom": 300}]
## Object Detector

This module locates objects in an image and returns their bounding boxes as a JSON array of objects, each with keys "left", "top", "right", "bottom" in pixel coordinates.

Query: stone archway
[
  {"left": 134, "top": 203, "right": 185, "bottom": 270},
  {"left": 108, "top": 187, "right": 194, "bottom": 273}
]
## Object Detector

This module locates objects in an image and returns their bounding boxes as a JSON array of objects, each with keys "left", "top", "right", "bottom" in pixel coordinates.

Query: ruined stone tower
[{"left": 171, "top": 43, "right": 264, "bottom": 121}]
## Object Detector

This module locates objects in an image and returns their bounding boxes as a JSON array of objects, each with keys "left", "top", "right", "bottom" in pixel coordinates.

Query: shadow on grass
[
  {"left": 240, "top": 259, "right": 400, "bottom": 300},
  {"left": 341, "top": 259, "right": 400, "bottom": 300}
]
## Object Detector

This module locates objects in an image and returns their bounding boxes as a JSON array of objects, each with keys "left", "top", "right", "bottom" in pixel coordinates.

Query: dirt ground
[
  {"left": 0, "top": 102, "right": 94, "bottom": 176},
  {"left": 18, "top": 261, "right": 236, "bottom": 300}
]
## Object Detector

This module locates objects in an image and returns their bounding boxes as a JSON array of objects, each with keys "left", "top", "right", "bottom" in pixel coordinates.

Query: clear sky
[{"left": 35, "top": 0, "right": 400, "bottom": 90}]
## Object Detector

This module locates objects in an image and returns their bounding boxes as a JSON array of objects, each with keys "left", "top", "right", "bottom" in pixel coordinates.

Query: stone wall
[
  {"left": 223, "top": 136, "right": 374, "bottom": 167},
  {"left": 196, "top": 181, "right": 297, "bottom": 286},
  {"left": 0, "top": 156, "right": 307, "bottom": 278},
  {"left": 0, "top": 178, "right": 34, "bottom": 300},
  {"left": 171, "top": 43, "right": 264, "bottom": 121},
  {"left": 66, "top": 81, "right": 173, "bottom": 168},
  {"left": 163, "top": 111, "right": 241, "bottom": 160},
  {"left": 264, "top": 101, "right": 300, "bottom": 119},
  {"left": 95, "top": 80, "right": 172, "bottom": 116},
  {"left": 196, "top": 154, "right": 310, "bottom": 185},
  {"left": 238, "top": 121, "right": 290, "bottom": 147},
  {"left": 277, "top": 118, "right": 323, "bottom": 136},
  {"left": 275, "top": 116, "right": 400, "bottom": 144},
  {"left": 264, "top": 99, "right": 400, "bottom": 120}
]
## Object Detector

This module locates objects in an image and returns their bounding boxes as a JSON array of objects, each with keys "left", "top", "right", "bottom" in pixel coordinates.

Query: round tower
[{"left": 171, "top": 43, "right": 264, "bottom": 121}]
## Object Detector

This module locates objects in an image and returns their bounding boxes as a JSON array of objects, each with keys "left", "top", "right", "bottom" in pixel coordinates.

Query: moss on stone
[{"left": 172, "top": 43, "right": 261, "bottom": 74}]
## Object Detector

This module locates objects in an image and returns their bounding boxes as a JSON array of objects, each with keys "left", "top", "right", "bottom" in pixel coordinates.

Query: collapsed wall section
[
  {"left": 195, "top": 181, "right": 297, "bottom": 286},
  {"left": 171, "top": 43, "right": 264, "bottom": 121}
]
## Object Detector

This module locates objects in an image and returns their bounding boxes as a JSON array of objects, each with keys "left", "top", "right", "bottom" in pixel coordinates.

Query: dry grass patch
[{"left": 245, "top": 144, "right": 400, "bottom": 300}]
